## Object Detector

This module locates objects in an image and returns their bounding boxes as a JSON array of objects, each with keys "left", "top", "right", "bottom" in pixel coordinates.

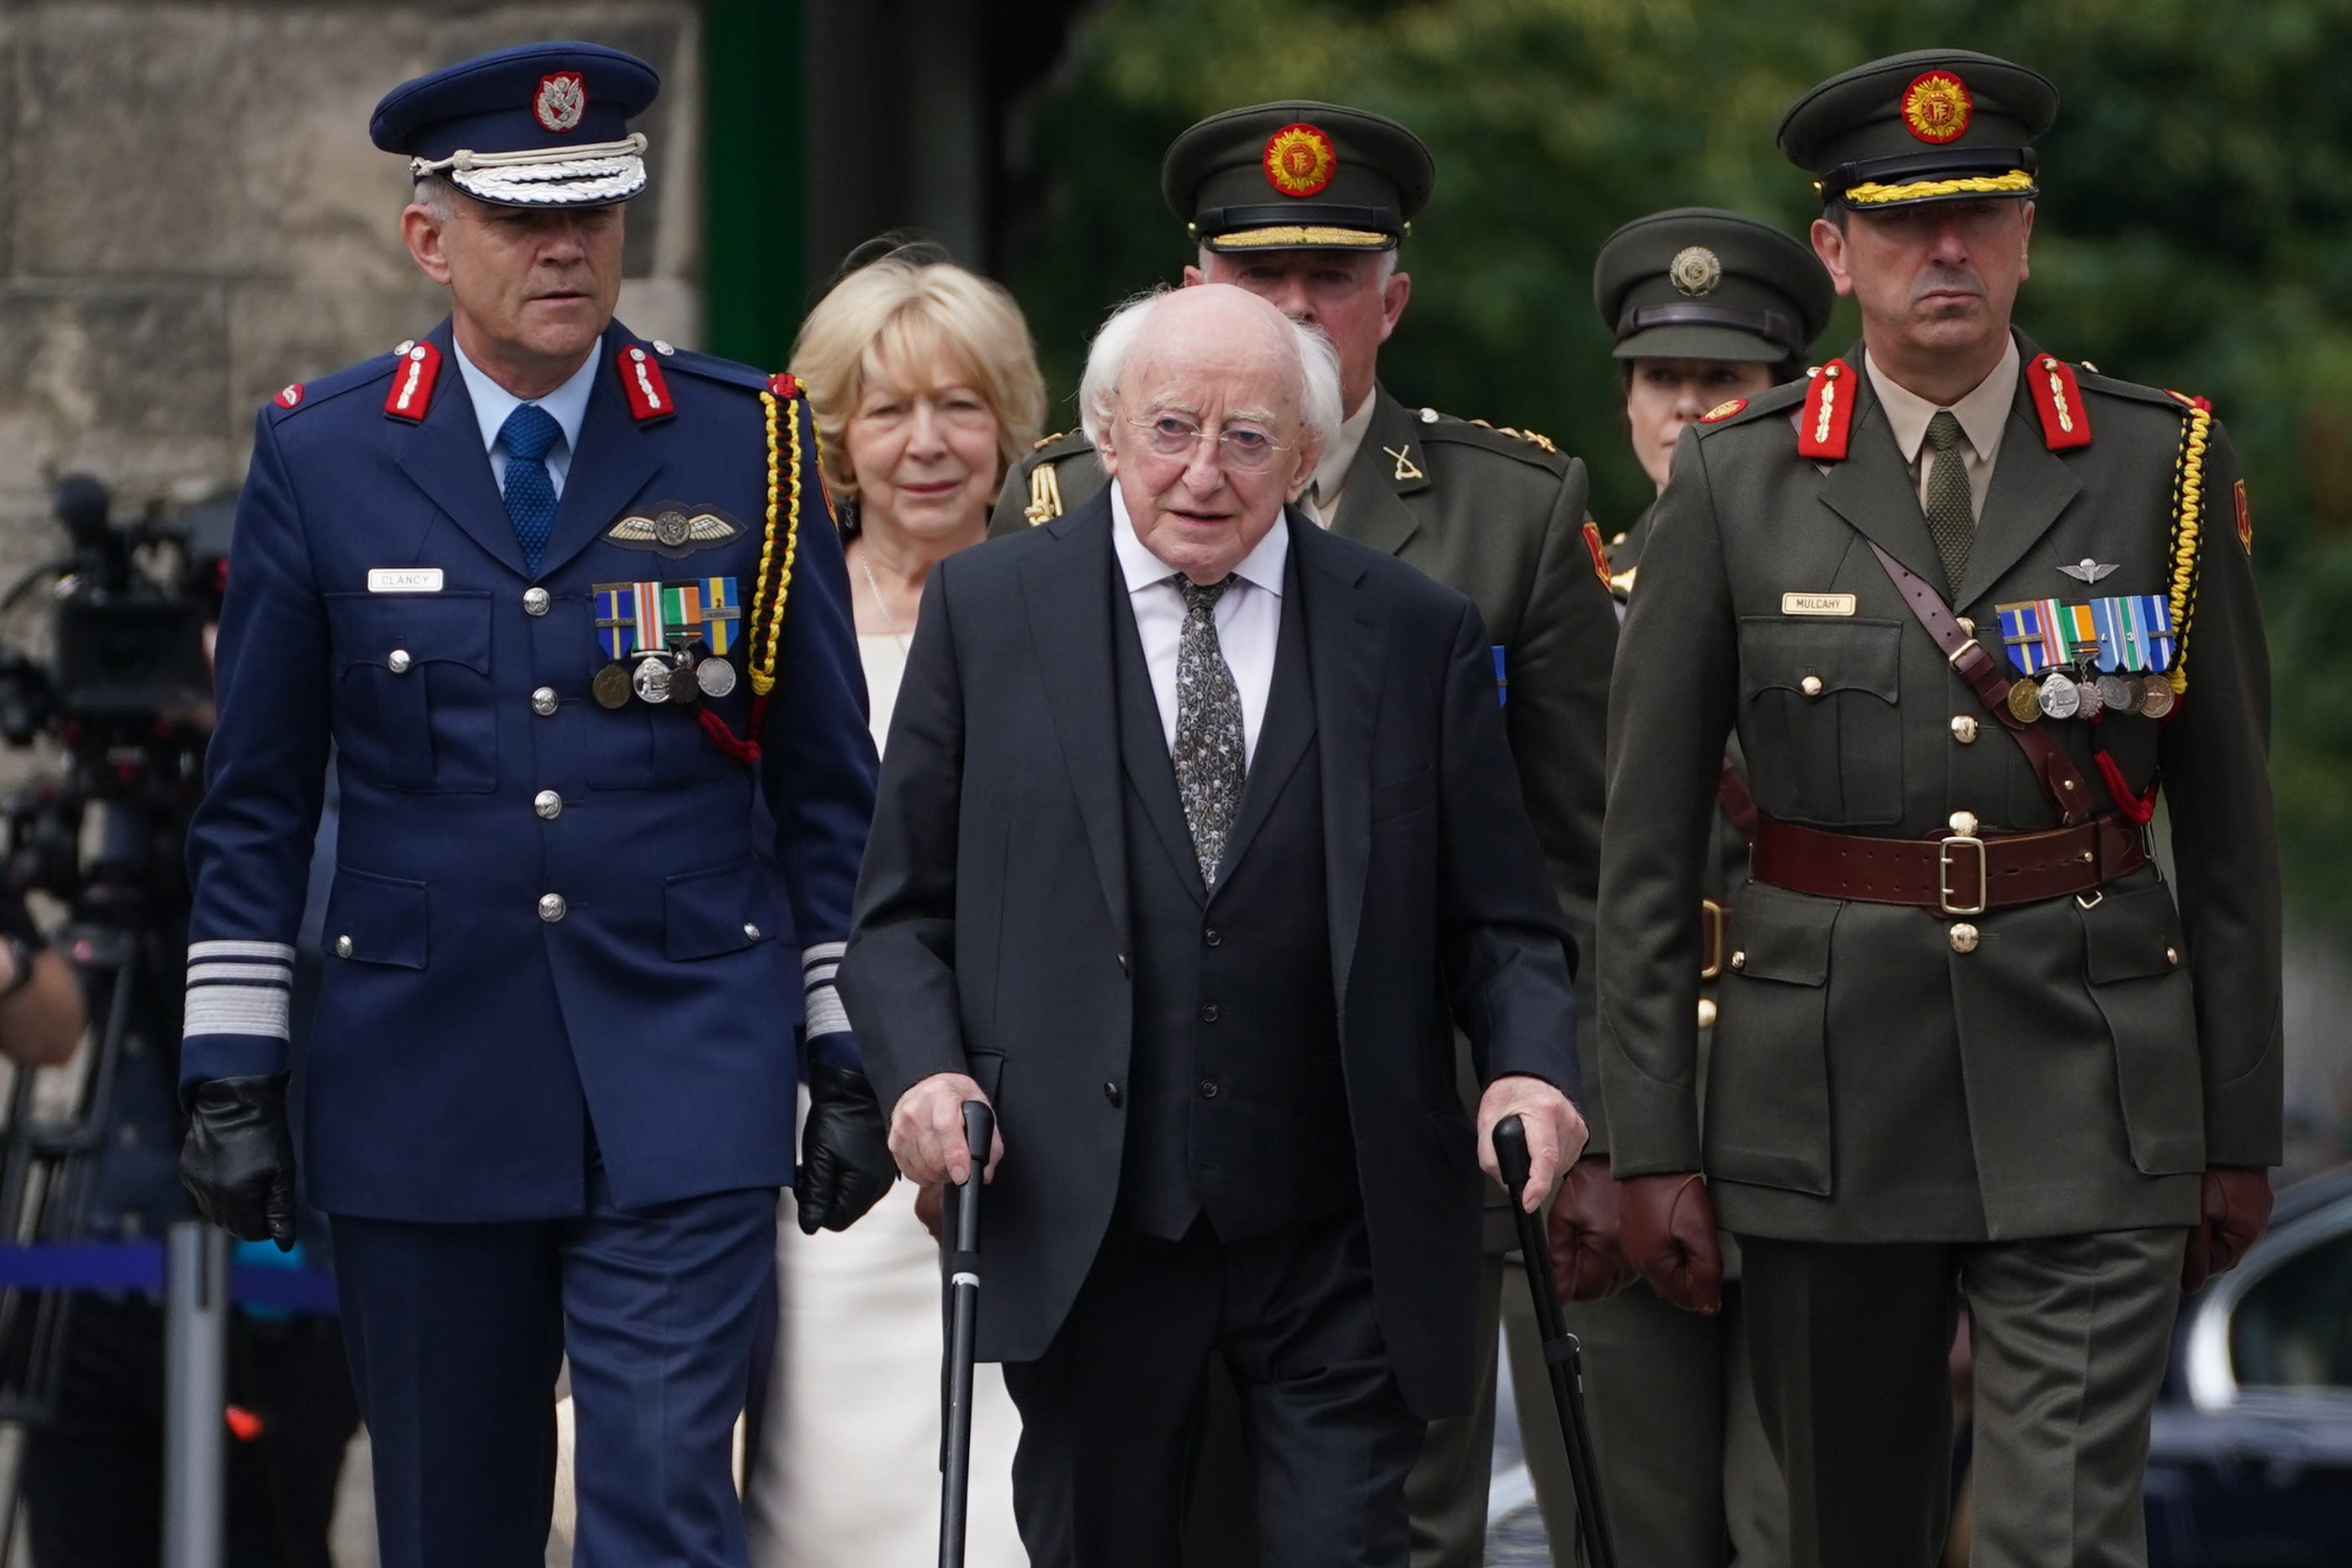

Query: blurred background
[{"left": 0, "top": 1, "right": 2345, "bottom": 1562}]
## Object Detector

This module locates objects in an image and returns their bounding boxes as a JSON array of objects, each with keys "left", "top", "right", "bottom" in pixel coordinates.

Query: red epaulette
[
  {"left": 1797, "top": 359, "right": 1856, "bottom": 460},
  {"left": 2028, "top": 353, "right": 2093, "bottom": 450},
  {"left": 617, "top": 343, "right": 675, "bottom": 421},
  {"left": 769, "top": 372, "right": 800, "bottom": 400},
  {"left": 273, "top": 383, "right": 305, "bottom": 411},
  {"left": 1579, "top": 521, "right": 1612, "bottom": 590},
  {"left": 383, "top": 342, "right": 442, "bottom": 422}
]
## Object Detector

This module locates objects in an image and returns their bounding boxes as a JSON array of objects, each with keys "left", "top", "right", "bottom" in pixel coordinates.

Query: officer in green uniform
[
  {"left": 992, "top": 102, "right": 1619, "bottom": 1568},
  {"left": 1600, "top": 50, "right": 2281, "bottom": 1568},
  {"left": 1534, "top": 208, "right": 1831, "bottom": 1568}
]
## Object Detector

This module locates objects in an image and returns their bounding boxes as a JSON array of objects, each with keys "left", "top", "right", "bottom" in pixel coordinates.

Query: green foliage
[{"left": 1001, "top": 0, "right": 2352, "bottom": 925}]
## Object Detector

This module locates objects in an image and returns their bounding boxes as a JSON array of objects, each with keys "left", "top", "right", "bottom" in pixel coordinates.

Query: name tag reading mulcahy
[
  {"left": 1782, "top": 592, "right": 1856, "bottom": 617},
  {"left": 368, "top": 568, "right": 444, "bottom": 593}
]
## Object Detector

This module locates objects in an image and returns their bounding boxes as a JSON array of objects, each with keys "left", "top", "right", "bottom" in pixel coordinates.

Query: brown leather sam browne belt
[{"left": 1751, "top": 813, "right": 2148, "bottom": 915}]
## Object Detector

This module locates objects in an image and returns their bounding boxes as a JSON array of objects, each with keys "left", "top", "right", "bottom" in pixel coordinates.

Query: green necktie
[{"left": 1925, "top": 410, "right": 1973, "bottom": 594}]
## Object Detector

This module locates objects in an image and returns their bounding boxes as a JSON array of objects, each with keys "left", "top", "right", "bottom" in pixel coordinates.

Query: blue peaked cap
[{"left": 369, "top": 41, "right": 660, "bottom": 207}]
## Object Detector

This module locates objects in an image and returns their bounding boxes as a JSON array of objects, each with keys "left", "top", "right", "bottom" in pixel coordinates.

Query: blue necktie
[{"left": 499, "top": 404, "right": 562, "bottom": 577}]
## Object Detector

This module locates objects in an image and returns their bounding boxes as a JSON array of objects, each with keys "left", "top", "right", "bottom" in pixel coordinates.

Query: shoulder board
[
  {"left": 1796, "top": 358, "right": 1857, "bottom": 460},
  {"left": 1418, "top": 413, "right": 1571, "bottom": 471},
  {"left": 262, "top": 347, "right": 404, "bottom": 425},
  {"left": 641, "top": 341, "right": 771, "bottom": 393},
  {"left": 2067, "top": 363, "right": 2216, "bottom": 416},
  {"left": 1688, "top": 378, "right": 1806, "bottom": 437},
  {"left": 2025, "top": 352, "right": 2092, "bottom": 450}
]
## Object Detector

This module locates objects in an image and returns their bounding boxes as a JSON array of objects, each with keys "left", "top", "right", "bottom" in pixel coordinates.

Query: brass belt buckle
[
  {"left": 1938, "top": 834, "right": 1989, "bottom": 916},
  {"left": 1698, "top": 898, "right": 1729, "bottom": 979}
]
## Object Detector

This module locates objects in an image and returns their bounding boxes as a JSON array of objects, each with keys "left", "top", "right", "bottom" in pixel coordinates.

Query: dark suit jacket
[{"left": 842, "top": 493, "right": 1579, "bottom": 1418}]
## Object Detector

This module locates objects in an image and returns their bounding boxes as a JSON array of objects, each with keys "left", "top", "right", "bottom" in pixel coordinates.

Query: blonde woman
[{"left": 745, "top": 243, "right": 1044, "bottom": 1568}]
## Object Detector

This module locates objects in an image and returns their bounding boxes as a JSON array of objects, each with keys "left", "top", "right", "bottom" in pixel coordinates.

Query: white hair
[
  {"left": 411, "top": 173, "right": 458, "bottom": 222},
  {"left": 1078, "top": 287, "right": 1344, "bottom": 459}
]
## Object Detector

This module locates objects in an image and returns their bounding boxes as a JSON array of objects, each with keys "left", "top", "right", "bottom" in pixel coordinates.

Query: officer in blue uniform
[{"left": 173, "top": 42, "right": 889, "bottom": 1568}]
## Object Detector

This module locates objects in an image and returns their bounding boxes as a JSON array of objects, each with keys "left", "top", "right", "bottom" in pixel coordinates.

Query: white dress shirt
[
  {"left": 1863, "top": 335, "right": 2021, "bottom": 522},
  {"left": 1301, "top": 390, "right": 1378, "bottom": 527},
  {"left": 1110, "top": 484, "right": 1288, "bottom": 766},
  {"left": 452, "top": 339, "right": 600, "bottom": 500}
]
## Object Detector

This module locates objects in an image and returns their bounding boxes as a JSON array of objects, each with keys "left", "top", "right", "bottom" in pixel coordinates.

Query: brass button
[
  {"left": 1729, "top": 951, "right": 1746, "bottom": 971},
  {"left": 1951, "top": 715, "right": 1979, "bottom": 744},
  {"left": 1697, "top": 997, "right": 1719, "bottom": 1028},
  {"left": 1948, "top": 811, "right": 1979, "bottom": 837},
  {"left": 333, "top": 935, "right": 352, "bottom": 958},
  {"left": 1950, "top": 923, "right": 1980, "bottom": 954},
  {"left": 538, "top": 893, "right": 567, "bottom": 923},
  {"left": 532, "top": 686, "right": 559, "bottom": 716},
  {"left": 1799, "top": 675, "right": 1825, "bottom": 698},
  {"left": 523, "top": 587, "right": 551, "bottom": 616},
  {"left": 387, "top": 649, "right": 412, "bottom": 675},
  {"left": 2165, "top": 946, "right": 2180, "bottom": 967},
  {"left": 533, "top": 789, "right": 563, "bottom": 820}
]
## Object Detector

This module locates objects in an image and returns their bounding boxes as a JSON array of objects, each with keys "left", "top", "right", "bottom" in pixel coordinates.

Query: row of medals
[
  {"left": 2010, "top": 663, "right": 2175, "bottom": 724},
  {"left": 592, "top": 647, "right": 737, "bottom": 709}
]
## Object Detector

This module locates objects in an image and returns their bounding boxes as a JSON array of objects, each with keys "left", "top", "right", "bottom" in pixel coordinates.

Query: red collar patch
[
  {"left": 2028, "top": 354, "right": 2093, "bottom": 450},
  {"left": 617, "top": 344, "right": 675, "bottom": 422},
  {"left": 1580, "top": 520, "right": 1612, "bottom": 590},
  {"left": 382, "top": 342, "right": 442, "bottom": 422},
  {"left": 273, "top": 384, "right": 304, "bottom": 411},
  {"left": 1797, "top": 359, "right": 1855, "bottom": 460}
]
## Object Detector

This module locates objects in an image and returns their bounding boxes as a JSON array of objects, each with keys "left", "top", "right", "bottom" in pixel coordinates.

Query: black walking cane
[
  {"left": 1494, "top": 1115, "right": 1619, "bottom": 1568},
  {"left": 938, "top": 1099, "right": 995, "bottom": 1568}
]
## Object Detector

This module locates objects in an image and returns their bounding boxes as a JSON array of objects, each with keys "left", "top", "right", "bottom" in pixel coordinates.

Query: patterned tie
[
  {"left": 1171, "top": 575, "right": 1246, "bottom": 886},
  {"left": 1925, "top": 409, "right": 1973, "bottom": 595},
  {"left": 500, "top": 403, "right": 563, "bottom": 577}
]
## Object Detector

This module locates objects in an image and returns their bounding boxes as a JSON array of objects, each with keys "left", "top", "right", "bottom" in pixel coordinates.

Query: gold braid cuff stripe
[{"left": 1841, "top": 169, "right": 2037, "bottom": 206}]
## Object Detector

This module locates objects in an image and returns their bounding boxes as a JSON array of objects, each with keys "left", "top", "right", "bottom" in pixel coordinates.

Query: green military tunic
[{"left": 1599, "top": 334, "right": 2282, "bottom": 1242}]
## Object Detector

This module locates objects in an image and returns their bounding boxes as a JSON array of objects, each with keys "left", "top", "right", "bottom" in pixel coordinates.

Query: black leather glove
[
  {"left": 177, "top": 1073, "right": 297, "bottom": 1250},
  {"left": 794, "top": 1063, "right": 898, "bottom": 1234}
]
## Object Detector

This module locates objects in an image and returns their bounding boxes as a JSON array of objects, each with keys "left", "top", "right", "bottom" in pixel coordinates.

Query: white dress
[{"left": 744, "top": 633, "right": 1029, "bottom": 1568}]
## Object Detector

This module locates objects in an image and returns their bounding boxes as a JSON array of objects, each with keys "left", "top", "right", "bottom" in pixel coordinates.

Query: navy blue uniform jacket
[{"left": 183, "top": 318, "right": 876, "bottom": 1221}]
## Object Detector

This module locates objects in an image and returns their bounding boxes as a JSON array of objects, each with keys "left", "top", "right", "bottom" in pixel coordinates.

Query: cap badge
[
  {"left": 1901, "top": 70, "right": 1973, "bottom": 145},
  {"left": 534, "top": 72, "right": 587, "bottom": 134},
  {"left": 1262, "top": 123, "right": 1338, "bottom": 199},
  {"left": 1669, "top": 246, "right": 1724, "bottom": 297},
  {"left": 1700, "top": 397, "right": 1747, "bottom": 422}
]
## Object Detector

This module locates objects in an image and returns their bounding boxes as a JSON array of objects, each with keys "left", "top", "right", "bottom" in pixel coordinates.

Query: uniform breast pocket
[
  {"left": 1739, "top": 617, "right": 1903, "bottom": 825},
  {"left": 325, "top": 593, "right": 496, "bottom": 793}
]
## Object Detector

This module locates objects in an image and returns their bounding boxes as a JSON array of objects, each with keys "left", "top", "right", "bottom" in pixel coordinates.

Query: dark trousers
[
  {"left": 1003, "top": 1209, "right": 1422, "bottom": 1568},
  {"left": 1740, "top": 1228, "right": 2184, "bottom": 1568},
  {"left": 21, "top": 1293, "right": 358, "bottom": 1568},
  {"left": 331, "top": 1168, "right": 776, "bottom": 1568}
]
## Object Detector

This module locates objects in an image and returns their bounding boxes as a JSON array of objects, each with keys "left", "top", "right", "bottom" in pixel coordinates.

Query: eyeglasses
[{"left": 1125, "top": 413, "right": 1295, "bottom": 474}]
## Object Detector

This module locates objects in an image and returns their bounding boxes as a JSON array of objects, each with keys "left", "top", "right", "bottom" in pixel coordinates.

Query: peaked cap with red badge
[
  {"left": 369, "top": 40, "right": 660, "bottom": 208},
  {"left": 1777, "top": 49, "right": 2058, "bottom": 212},
  {"left": 1162, "top": 101, "right": 1435, "bottom": 253}
]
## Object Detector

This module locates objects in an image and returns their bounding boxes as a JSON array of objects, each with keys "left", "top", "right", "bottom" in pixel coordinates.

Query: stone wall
[{"left": 0, "top": 1, "right": 706, "bottom": 569}]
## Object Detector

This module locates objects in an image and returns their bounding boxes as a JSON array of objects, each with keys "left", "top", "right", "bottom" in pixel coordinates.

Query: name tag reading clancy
[
  {"left": 368, "top": 568, "right": 444, "bottom": 593},
  {"left": 1782, "top": 591, "right": 1855, "bottom": 617}
]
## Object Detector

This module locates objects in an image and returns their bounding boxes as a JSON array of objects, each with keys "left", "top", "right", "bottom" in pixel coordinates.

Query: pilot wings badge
[
  {"left": 606, "top": 506, "right": 743, "bottom": 559},
  {"left": 2058, "top": 557, "right": 2119, "bottom": 585}
]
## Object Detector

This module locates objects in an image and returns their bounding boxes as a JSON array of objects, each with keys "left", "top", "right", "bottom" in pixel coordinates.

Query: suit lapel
[
  {"left": 1020, "top": 494, "right": 1132, "bottom": 948},
  {"left": 1948, "top": 337, "right": 2083, "bottom": 609},
  {"left": 1295, "top": 518, "right": 1386, "bottom": 1018},
  {"left": 1817, "top": 367, "right": 1947, "bottom": 590},
  {"left": 392, "top": 320, "right": 527, "bottom": 578},
  {"left": 1327, "top": 387, "right": 1427, "bottom": 557},
  {"left": 538, "top": 333, "right": 662, "bottom": 580},
  {"left": 1214, "top": 522, "right": 1314, "bottom": 882}
]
